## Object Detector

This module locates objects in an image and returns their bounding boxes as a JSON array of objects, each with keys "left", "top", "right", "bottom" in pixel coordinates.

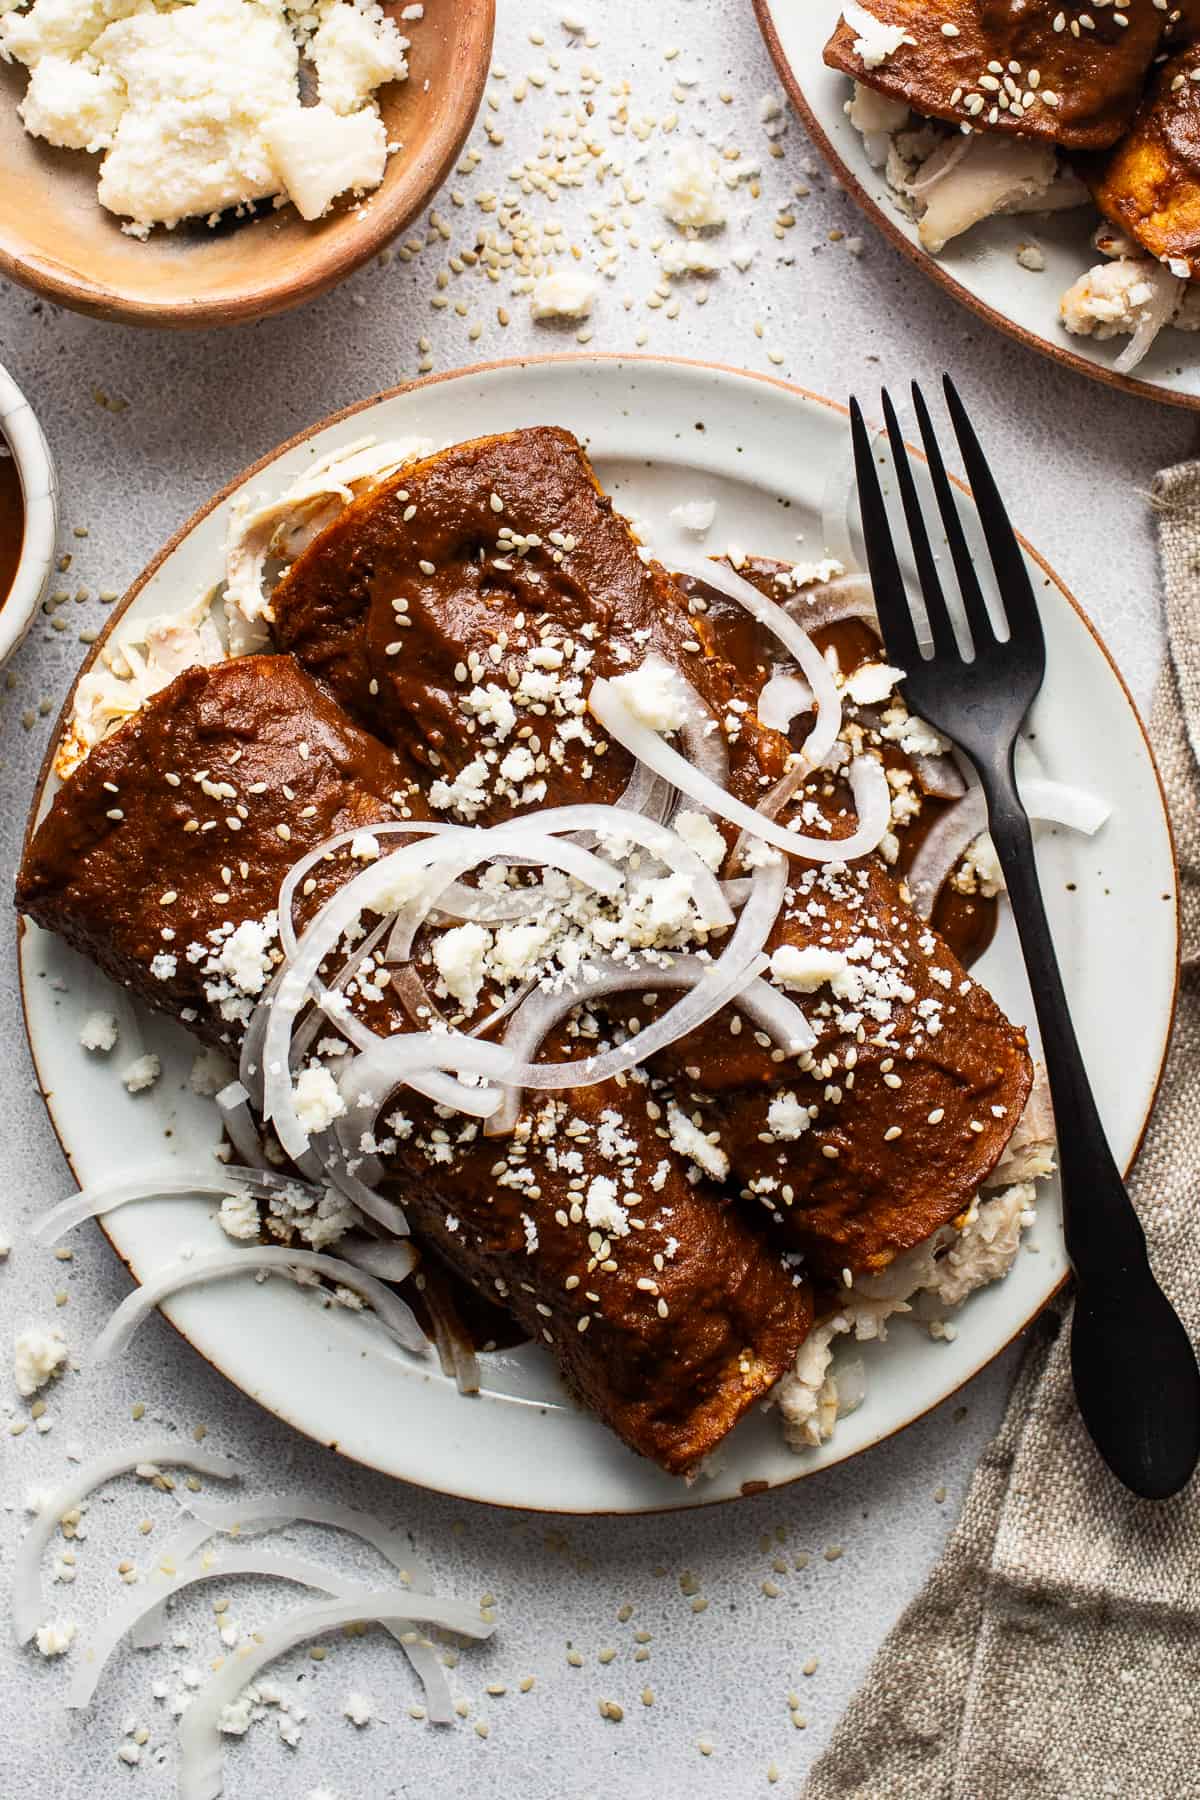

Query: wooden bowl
[{"left": 0, "top": 0, "right": 494, "bottom": 330}]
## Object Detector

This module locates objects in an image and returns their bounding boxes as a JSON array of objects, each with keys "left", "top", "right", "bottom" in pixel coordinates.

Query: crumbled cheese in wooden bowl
[{"left": 0, "top": 0, "right": 412, "bottom": 236}]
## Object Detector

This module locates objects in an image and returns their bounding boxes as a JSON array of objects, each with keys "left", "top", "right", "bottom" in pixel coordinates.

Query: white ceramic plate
[
  {"left": 754, "top": 0, "right": 1200, "bottom": 412},
  {"left": 19, "top": 355, "right": 1178, "bottom": 1513}
]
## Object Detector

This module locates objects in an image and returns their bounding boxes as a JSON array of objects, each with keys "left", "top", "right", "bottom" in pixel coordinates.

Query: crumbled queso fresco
[{"left": 0, "top": 0, "right": 414, "bottom": 236}]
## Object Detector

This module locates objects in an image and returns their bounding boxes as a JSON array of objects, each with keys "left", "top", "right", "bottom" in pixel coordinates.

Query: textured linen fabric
[{"left": 801, "top": 462, "right": 1200, "bottom": 1800}]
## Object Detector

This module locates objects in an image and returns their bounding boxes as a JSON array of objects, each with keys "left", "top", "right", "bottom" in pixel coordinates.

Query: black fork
[{"left": 851, "top": 375, "right": 1200, "bottom": 1501}]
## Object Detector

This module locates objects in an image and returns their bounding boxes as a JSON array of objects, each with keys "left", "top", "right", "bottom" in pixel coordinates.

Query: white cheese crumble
[
  {"left": 841, "top": 2, "right": 916, "bottom": 70},
  {"left": 530, "top": 266, "right": 598, "bottom": 320},
  {"left": 583, "top": 1175, "right": 630, "bottom": 1238},
  {"left": 669, "top": 499, "right": 717, "bottom": 534},
  {"left": 122, "top": 1053, "right": 161, "bottom": 1094},
  {"left": 432, "top": 921, "right": 491, "bottom": 1013},
  {"left": 843, "top": 661, "right": 904, "bottom": 707},
  {"left": 0, "top": 0, "right": 411, "bottom": 235},
  {"left": 666, "top": 1102, "right": 729, "bottom": 1181},
  {"left": 770, "top": 943, "right": 854, "bottom": 996},
  {"left": 292, "top": 1064, "right": 346, "bottom": 1135},
  {"left": 79, "top": 1009, "right": 119, "bottom": 1053},
  {"left": 659, "top": 141, "right": 727, "bottom": 230},
  {"left": 35, "top": 1618, "right": 77, "bottom": 1658},
  {"left": 609, "top": 656, "right": 691, "bottom": 733},
  {"left": 342, "top": 1691, "right": 375, "bottom": 1727},
  {"left": 14, "top": 1324, "right": 68, "bottom": 1397},
  {"left": 765, "top": 1091, "right": 812, "bottom": 1141},
  {"left": 216, "top": 917, "right": 277, "bottom": 997},
  {"left": 672, "top": 808, "right": 726, "bottom": 872},
  {"left": 218, "top": 1190, "right": 261, "bottom": 1242}
]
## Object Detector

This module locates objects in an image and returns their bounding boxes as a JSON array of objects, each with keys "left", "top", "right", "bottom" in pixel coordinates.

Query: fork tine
[
  {"left": 910, "top": 381, "right": 998, "bottom": 656},
  {"left": 881, "top": 388, "right": 960, "bottom": 662},
  {"left": 942, "top": 375, "right": 1045, "bottom": 662},
  {"left": 849, "top": 396, "right": 920, "bottom": 673}
]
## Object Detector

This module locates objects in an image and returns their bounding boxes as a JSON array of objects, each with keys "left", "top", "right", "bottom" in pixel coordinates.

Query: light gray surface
[{"left": 0, "top": 5, "right": 1192, "bottom": 1798}]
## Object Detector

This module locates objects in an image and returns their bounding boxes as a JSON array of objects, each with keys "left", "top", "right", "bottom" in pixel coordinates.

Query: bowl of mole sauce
[{"left": 0, "top": 363, "right": 57, "bottom": 668}]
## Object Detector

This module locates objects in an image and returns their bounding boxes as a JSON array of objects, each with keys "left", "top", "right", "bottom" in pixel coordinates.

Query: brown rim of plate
[
  {"left": 15, "top": 352, "right": 1183, "bottom": 1517},
  {"left": 0, "top": 0, "right": 494, "bottom": 330},
  {"left": 751, "top": 0, "right": 1200, "bottom": 417}
]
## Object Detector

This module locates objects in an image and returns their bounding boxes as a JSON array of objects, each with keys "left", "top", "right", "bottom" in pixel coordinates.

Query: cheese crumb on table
[
  {"left": 15, "top": 1324, "right": 69, "bottom": 1397},
  {"left": 34, "top": 1618, "right": 77, "bottom": 1658},
  {"left": 659, "top": 140, "right": 727, "bottom": 229},
  {"left": 530, "top": 267, "right": 598, "bottom": 321}
]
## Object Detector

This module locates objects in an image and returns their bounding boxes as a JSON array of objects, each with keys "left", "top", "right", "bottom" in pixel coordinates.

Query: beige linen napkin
[{"left": 801, "top": 463, "right": 1200, "bottom": 1800}]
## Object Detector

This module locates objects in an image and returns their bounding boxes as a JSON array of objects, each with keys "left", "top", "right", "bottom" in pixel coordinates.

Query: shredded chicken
[
  {"left": 56, "top": 435, "right": 431, "bottom": 778},
  {"left": 56, "top": 590, "right": 225, "bottom": 779}
]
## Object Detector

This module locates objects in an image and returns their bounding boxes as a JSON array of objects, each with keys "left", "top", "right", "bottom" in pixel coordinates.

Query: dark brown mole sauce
[
  {"left": 0, "top": 447, "right": 24, "bottom": 611},
  {"left": 410, "top": 1250, "right": 529, "bottom": 1353},
  {"left": 676, "top": 560, "right": 997, "bottom": 969}
]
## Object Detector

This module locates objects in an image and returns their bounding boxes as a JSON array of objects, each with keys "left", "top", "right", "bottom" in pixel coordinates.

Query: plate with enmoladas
[
  {"left": 755, "top": 0, "right": 1200, "bottom": 411},
  {"left": 17, "top": 355, "right": 1177, "bottom": 1513}
]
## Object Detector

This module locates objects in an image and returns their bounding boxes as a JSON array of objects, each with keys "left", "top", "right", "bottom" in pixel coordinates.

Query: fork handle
[{"left": 981, "top": 756, "right": 1200, "bottom": 1499}]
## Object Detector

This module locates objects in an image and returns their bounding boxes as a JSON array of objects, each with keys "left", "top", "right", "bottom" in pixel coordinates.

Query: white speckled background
[{"left": 0, "top": 4, "right": 1193, "bottom": 1796}]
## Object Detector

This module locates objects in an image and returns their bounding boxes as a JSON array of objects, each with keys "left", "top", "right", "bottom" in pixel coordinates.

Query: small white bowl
[{"left": 0, "top": 361, "right": 57, "bottom": 667}]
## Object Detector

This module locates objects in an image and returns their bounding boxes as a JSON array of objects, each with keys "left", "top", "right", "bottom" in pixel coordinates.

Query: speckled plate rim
[
  {"left": 17, "top": 353, "right": 1180, "bottom": 1514},
  {"left": 0, "top": 360, "right": 58, "bottom": 666},
  {"left": 752, "top": 0, "right": 1200, "bottom": 414}
]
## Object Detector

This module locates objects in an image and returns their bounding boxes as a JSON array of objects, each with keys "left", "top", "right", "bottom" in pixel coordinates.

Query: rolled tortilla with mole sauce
[
  {"left": 269, "top": 425, "right": 792, "bottom": 821},
  {"left": 652, "top": 563, "right": 1035, "bottom": 1280},
  {"left": 17, "top": 654, "right": 420, "bottom": 1051},
  {"left": 271, "top": 434, "right": 1036, "bottom": 1283},
  {"left": 1086, "top": 44, "right": 1200, "bottom": 277},
  {"left": 645, "top": 855, "right": 1033, "bottom": 1282},
  {"left": 385, "top": 1042, "right": 814, "bottom": 1477},
  {"left": 824, "top": 0, "right": 1167, "bottom": 152},
  {"left": 16, "top": 652, "right": 814, "bottom": 1477}
]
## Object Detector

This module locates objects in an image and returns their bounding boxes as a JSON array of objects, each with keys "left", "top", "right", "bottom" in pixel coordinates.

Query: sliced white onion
[
  {"left": 487, "top": 855, "right": 787, "bottom": 1131},
  {"left": 70, "top": 1549, "right": 447, "bottom": 1712},
  {"left": 13, "top": 1439, "right": 240, "bottom": 1644},
  {"left": 266, "top": 829, "right": 623, "bottom": 1153},
  {"left": 663, "top": 549, "right": 843, "bottom": 770},
  {"left": 499, "top": 804, "right": 733, "bottom": 925},
  {"left": 844, "top": 700, "right": 966, "bottom": 800},
  {"left": 335, "top": 1235, "right": 419, "bottom": 1282},
  {"left": 819, "top": 445, "right": 859, "bottom": 574},
  {"left": 905, "top": 776, "right": 1111, "bottom": 918},
  {"left": 30, "top": 1166, "right": 325, "bottom": 1248},
  {"left": 911, "top": 751, "right": 967, "bottom": 801},
  {"left": 834, "top": 1353, "right": 868, "bottom": 1419},
  {"left": 590, "top": 677, "right": 892, "bottom": 865},
  {"left": 134, "top": 1498, "right": 452, "bottom": 1720},
  {"left": 783, "top": 572, "right": 878, "bottom": 634},
  {"left": 758, "top": 672, "right": 813, "bottom": 733},
  {"left": 1113, "top": 263, "right": 1185, "bottom": 376},
  {"left": 484, "top": 948, "right": 812, "bottom": 1136},
  {"left": 331, "top": 1033, "right": 516, "bottom": 1139},
  {"left": 91, "top": 1247, "right": 429, "bottom": 1364},
  {"left": 216, "top": 1081, "right": 269, "bottom": 1170},
  {"left": 277, "top": 821, "right": 465, "bottom": 961},
  {"left": 384, "top": 828, "right": 623, "bottom": 966},
  {"left": 179, "top": 1596, "right": 493, "bottom": 1800},
  {"left": 421, "top": 1275, "right": 483, "bottom": 1397},
  {"left": 615, "top": 758, "right": 675, "bottom": 825}
]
